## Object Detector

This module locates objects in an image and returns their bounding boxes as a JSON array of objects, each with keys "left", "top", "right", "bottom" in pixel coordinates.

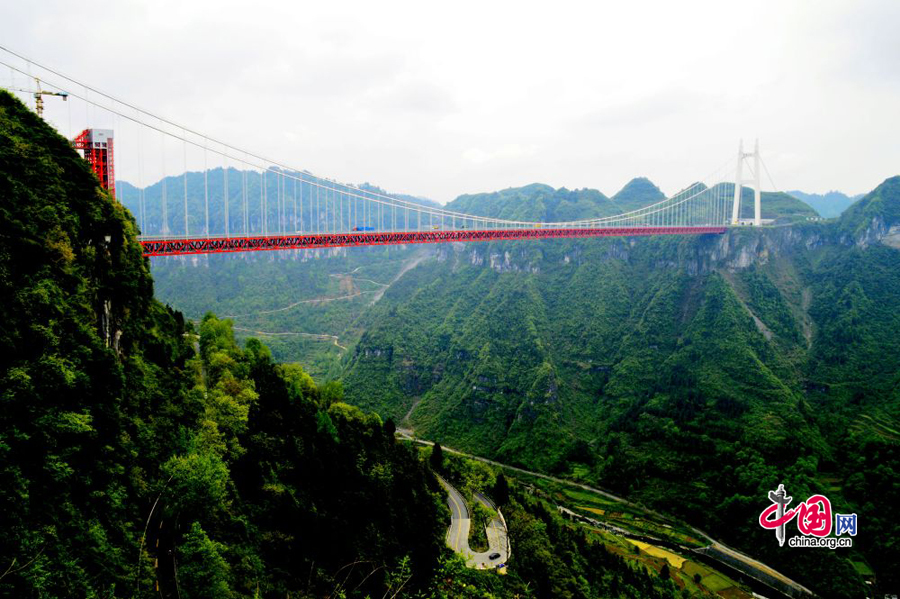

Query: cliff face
[
  {"left": 429, "top": 225, "right": 815, "bottom": 276},
  {"left": 343, "top": 177, "right": 900, "bottom": 460},
  {"left": 431, "top": 183, "right": 899, "bottom": 277}
]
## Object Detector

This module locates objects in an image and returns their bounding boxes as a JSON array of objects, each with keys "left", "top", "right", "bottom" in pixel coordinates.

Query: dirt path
[
  {"left": 401, "top": 397, "right": 423, "bottom": 425},
  {"left": 232, "top": 326, "right": 348, "bottom": 351},
  {"left": 223, "top": 291, "right": 377, "bottom": 318},
  {"left": 370, "top": 249, "right": 429, "bottom": 305}
]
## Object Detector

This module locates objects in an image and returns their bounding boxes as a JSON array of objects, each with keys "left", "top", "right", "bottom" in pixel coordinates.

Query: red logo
[
  {"left": 759, "top": 484, "right": 834, "bottom": 547},
  {"left": 759, "top": 494, "right": 832, "bottom": 537}
]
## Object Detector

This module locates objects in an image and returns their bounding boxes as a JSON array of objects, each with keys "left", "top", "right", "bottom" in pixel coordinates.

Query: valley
[
  {"left": 145, "top": 174, "right": 900, "bottom": 598},
  {"left": 4, "top": 2, "right": 899, "bottom": 598}
]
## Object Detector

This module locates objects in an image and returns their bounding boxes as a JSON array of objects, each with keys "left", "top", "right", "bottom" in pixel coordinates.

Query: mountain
[
  {"left": 611, "top": 177, "right": 818, "bottom": 222},
  {"left": 89, "top": 98, "right": 897, "bottom": 596},
  {"left": 358, "top": 182, "right": 440, "bottom": 209},
  {"left": 132, "top": 147, "right": 898, "bottom": 597},
  {"left": 788, "top": 189, "right": 864, "bottom": 218},
  {"left": 339, "top": 179, "right": 900, "bottom": 597},
  {"left": 147, "top": 244, "right": 424, "bottom": 379},
  {"left": 2, "top": 89, "right": 697, "bottom": 599},
  {"left": 447, "top": 183, "right": 621, "bottom": 222},
  {"left": 0, "top": 88, "right": 447, "bottom": 598},
  {"left": 116, "top": 170, "right": 434, "bottom": 239},
  {"left": 612, "top": 177, "right": 666, "bottom": 210},
  {"left": 744, "top": 188, "right": 818, "bottom": 221},
  {"left": 837, "top": 176, "right": 900, "bottom": 243}
]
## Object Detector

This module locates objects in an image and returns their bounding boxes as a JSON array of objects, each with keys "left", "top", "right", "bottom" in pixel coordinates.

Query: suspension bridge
[{"left": 2, "top": 47, "right": 771, "bottom": 258}]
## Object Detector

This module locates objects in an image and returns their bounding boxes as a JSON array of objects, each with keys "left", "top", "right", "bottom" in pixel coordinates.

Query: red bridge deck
[{"left": 140, "top": 226, "right": 727, "bottom": 256}]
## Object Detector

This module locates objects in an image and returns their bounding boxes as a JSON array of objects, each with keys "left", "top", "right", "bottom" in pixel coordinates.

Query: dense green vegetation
[
  {"left": 338, "top": 180, "right": 899, "bottom": 597},
  {"left": 611, "top": 177, "right": 666, "bottom": 210},
  {"left": 2, "top": 88, "right": 698, "bottom": 599},
  {"left": 9, "top": 78, "right": 898, "bottom": 598},
  {"left": 148, "top": 244, "right": 424, "bottom": 378},
  {"left": 0, "top": 89, "right": 453, "bottom": 598},
  {"left": 434, "top": 453, "right": 703, "bottom": 599},
  {"left": 449, "top": 183, "right": 621, "bottom": 222},
  {"left": 141, "top": 153, "right": 897, "bottom": 598}
]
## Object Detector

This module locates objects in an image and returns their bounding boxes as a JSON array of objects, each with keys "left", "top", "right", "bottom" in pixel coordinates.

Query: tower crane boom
[{"left": 3, "top": 77, "right": 68, "bottom": 117}]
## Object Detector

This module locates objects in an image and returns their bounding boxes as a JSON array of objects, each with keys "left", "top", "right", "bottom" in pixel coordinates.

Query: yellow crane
[{"left": 5, "top": 77, "right": 68, "bottom": 117}]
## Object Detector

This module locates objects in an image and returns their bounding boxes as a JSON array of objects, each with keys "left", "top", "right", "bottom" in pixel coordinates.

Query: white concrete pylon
[
  {"left": 754, "top": 139, "right": 762, "bottom": 227},
  {"left": 730, "top": 139, "right": 763, "bottom": 226},
  {"left": 731, "top": 140, "right": 744, "bottom": 225}
]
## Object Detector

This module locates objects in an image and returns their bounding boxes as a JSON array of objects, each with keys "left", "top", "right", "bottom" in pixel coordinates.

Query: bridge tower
[
  {"left": 730, "top": 139, "right": 761, "bottom": 226},
  {"left": 73, "top": 129, "right": 115, "bottom": 199}
]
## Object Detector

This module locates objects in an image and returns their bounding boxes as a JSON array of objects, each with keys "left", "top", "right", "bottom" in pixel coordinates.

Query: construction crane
[{"left": 4, "top": 77, "right": 68, "bottom": 117}]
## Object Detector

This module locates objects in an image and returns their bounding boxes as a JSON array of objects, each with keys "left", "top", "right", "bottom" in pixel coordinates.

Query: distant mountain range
[
  {"left": 787, "top": 189, "right": 864, "bottom": 218},
  {"left": 447, "top": 177, "right": 817, "bottom": 223}
]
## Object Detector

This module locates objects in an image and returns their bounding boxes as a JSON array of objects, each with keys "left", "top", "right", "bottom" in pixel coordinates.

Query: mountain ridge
[{"left": 788, "top": 189, "right": 865, "bottom": 218}]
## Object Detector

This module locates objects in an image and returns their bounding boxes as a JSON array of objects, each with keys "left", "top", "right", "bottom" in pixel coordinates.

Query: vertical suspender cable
[
  {"left": 182, "top": 130, "right": 189, "bottom": 236},
  {"left": 161, "top": 127, "right": 167, "bottom": 238},
  {"left": 262, "top": 166, "right": 269, "bottom": 235},
  {"left": 242, "top": 158, "right": 248, "bottom": 234},
  {"left": 136, "top": 108, "right": 145, "bottom": 234},
  {"left": 223, "top": 157, "right": 229, "bottom": 236},
  {"left": 203, "top": 141, "right": 209, "bottom": 237},
  {"left": 276, "top": 171, "right": 281, "bottom": 234}
]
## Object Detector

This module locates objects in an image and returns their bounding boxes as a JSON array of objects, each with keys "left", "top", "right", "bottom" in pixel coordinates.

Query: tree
[
  {"left": 659, "top": 562, "right": 670, "bottom": 579},
  {"left": 430, "top": 443, "right": 444, "bottom": 471},
  {"left": 178, "top": 522, "right": 233, "bottom": 599},
  {"left": 383, "top": 417, "right": 397, "bottom": 441},
  {"left": 493, "top": 472, "right": 510, "bottom": 506}
]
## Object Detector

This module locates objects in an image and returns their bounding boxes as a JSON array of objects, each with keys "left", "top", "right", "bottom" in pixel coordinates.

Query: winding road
[
  {"left": 435, "top": 475, "right": 509, "bottom": 569},
  {"left": 404, "top": 429, "right": 811, "bottom": 596}
]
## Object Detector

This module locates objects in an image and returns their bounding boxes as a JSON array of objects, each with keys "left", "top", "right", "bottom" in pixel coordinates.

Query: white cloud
[
  {"left": 463, "top": 144, "right": 538, "bottom": 165},
  {"left": 1, "top": 0, "right": 898, "bottom": 201}
]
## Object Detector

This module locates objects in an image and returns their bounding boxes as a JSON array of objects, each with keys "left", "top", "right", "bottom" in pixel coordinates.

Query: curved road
[
  {"left": 407, "top": 429, "right": 810, "bottom": 596},
  {"left": 436, "top": 475, "right": 509, "bottom": 569}
]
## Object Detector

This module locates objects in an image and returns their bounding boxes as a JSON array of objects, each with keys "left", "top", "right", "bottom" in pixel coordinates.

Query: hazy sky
[{"left": 2, "top": 0, "right": 898, "bottom": 202}]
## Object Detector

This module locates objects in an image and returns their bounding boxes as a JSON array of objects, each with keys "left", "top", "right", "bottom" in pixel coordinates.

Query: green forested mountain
[
  {"left": 446, "top": 179, "right": 816, "bottom": 223},
  {"left": 788, "top": 189, "right": 864, "bottom": 218},
  {"left": 2, "top": 89, "right": 700, "bottom": 599},
  {"left": 340, "top": 179, "right": 900, "bottom": 597},
  {"left": 141, "top": 163, "right": 891, "bottom": 597},
  {"left": 358, "top": 182, "right": 440, "bottom": 209},
  {"left": 447, "top": 184, "right": 621, "bottom": 222},
  {"left": 147, "top": 244, "right": 426, "bottom": 379},
  {"left": 7, "top": 80, "right": 892, "bottom": 597},
  {"left": 0, "top": 88, "right": 449, "bottom": 598},
  {"left": 743, "top": 188, "right": 818, "bottom": 221},
  {"left": 612, "top": 177, "right": 666, "bottom": 210},
  {"left": 116, "top": 170, "right": 434, "bottom": 239}
]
